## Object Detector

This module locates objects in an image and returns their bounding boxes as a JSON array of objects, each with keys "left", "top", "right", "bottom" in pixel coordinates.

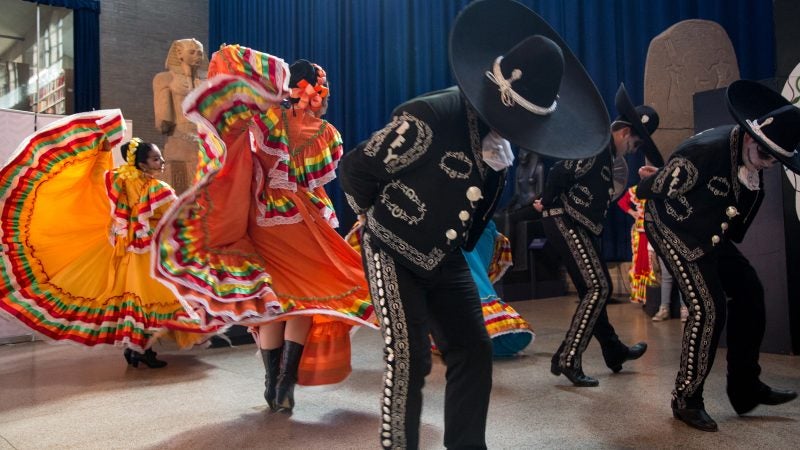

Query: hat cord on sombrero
[
  {"left": 485, "top": 56, "right": 557, "bottom": 116},
  {"left": 745, "top": 116, "right": 796, "bottom": 157}
]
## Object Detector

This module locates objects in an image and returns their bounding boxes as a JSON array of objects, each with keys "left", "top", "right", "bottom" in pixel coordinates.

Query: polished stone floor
[{"left": 0, "top": 296, "right": 798, "bottom": 449}]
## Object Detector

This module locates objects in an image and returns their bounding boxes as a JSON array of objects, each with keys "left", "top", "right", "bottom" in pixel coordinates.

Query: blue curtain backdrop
[
  {"left": 24, "top": 0, "right": 101, "bottom": 112},
  {"left": 209, "top": 0, "right": 775, "bottom": 261}
]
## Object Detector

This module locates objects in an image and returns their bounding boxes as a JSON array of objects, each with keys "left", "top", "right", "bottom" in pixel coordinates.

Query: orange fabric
[
  {"left": 297, "top": 317, "right": 353, "bottom": 386},
  {"left": 208, "top": 118, "right": 372, "bottom": 383}
]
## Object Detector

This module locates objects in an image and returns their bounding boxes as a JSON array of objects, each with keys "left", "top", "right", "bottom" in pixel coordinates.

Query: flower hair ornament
[
  {"left": 117, "top": 138, "right": 142, "bottom": 180},
  {"left": 289, "top": 64, "right": 329, "bottom": 111}
]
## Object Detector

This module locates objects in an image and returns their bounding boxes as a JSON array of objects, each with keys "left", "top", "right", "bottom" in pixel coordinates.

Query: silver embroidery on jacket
[
  {"left": 345, "top": 193, "right": 369, "bottom": 214},
  {"left": 645, "top": 202, "right": 705, "bottom": 261},
  {"left": 664, "top": 195, "right": 694, "bottom": 222},
  {"left": 568, "top": 184, "right": 593, "bottom": 207},
  {"left": 379, "top": 181, "right": 426, "bottom": 226},
  {"left": 366, "top": 210, "right": 446, "bottom": 271},
  {"left": 653, "top": 158, "right": 699, "bottom": 197},
  {"left": 706, "top": 176, "right": 731, "bottom": 197},
  {"left": 364, "top": 112, "right": 433, "bottom": 174},
  {"left": 439, "top": 151, "right": 473, "bottom": 179},
  {"left": 574, "top": 157, "right": 596, "bottom": 178}
]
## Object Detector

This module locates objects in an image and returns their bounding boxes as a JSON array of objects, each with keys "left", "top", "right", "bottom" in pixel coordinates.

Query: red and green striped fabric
[{"left": 0, "top": 110, "right": 210, "bottom": 349}]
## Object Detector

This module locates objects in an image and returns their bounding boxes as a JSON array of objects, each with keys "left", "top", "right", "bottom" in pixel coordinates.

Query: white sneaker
[
  {"left": 680, "top": 306, "right": 689, "bottom": 323},
  {"left": 652, "top": 306, "right": 670, "bottom": 321}
]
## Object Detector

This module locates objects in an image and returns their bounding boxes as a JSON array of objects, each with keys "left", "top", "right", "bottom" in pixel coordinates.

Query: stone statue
[
  {"left": 506, "top": 147, "right": 544, "bottom": 212},
  {"left": 644, "top": 20, "right": 739, "bottom": 162},
  {"left": 153, "top": 38, "right": 208, "bottom": 193},
  {"left": 494, "top": 147, "right": 544, "bottom": 240}
]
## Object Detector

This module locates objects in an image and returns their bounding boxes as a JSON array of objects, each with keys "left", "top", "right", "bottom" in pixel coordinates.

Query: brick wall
[{"left": 99, "top": 0, "right": 208, "bottom": 146}]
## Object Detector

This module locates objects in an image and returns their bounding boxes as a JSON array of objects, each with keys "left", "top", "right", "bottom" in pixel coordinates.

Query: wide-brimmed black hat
[
  {"left": 727, "top": 79, "right": 800, "bottom": 174},
  {"left": 449, "top": 0, "right": 609, "bottom": 159},
  {"left": 614, "top": 83, "right": 663, "bottom": 166}
]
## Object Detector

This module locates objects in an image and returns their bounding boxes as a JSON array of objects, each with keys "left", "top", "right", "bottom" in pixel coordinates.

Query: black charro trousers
[
  {"left": 543, "top": 214, "right": 628, "bottom": 372},
  {"left": 362, "top": 232, "right": 492, "bottom": 450}
]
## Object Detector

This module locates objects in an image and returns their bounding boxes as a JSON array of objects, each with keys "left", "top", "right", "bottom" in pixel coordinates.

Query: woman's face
[{"left": 140, "top": 146, "right": 166, "bottom": 174}]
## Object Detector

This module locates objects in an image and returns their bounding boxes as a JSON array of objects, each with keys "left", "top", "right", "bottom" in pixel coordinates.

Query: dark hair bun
[{"left": 289, "top": 59, "right": 317, "bottom": 88}]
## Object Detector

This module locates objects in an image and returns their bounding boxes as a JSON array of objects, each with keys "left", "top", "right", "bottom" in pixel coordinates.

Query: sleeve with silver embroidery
[
  {"left": 345, "top": 193, "right": 370, "bottom": 215},
  {"left": 362, "top": 111, "right": 434, "bottom": 176},
  {"left": 638, "top": 157, "right": 699, "bottom": 199}
]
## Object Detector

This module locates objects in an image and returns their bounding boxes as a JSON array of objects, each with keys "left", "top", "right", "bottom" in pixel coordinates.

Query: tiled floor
[{"left": 0, "top": 296, "right": 798, "bottom": 449}]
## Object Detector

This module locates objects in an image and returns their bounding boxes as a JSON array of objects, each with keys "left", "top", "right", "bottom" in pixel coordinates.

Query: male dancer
[
  {"left": 534, "top": 84, "right": 659, "bottom": 386},
  {"left": 340, "top": 1, "right": 610, "bottom": 447},
  {"left": 638, "top": 80, "right": 799, "bottom": 431}
]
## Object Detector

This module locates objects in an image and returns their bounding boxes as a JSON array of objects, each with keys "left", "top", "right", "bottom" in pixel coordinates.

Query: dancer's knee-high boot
[
  {"left": 275, "top": 341, "right": 304, "bottom": 412},
  {"left": 260, "top": 348, "right": 282, "bottom": 411}
]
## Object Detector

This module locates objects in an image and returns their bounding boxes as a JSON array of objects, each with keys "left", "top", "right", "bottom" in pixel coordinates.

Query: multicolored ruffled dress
[
  {"left": 462, "top": 221, "right": 534, "bottom": 357},
  {"left": 616, "top": 186, "right": 655, "bottom": 303},
  {"left": 0, "top": 110, "right": 214, "bottom": 350},
  {"left": 154, "top": 45, "right": 376, "bottom": 386},
  {"left": 347, "top": 219, "right": 533, "bottom": 357}
]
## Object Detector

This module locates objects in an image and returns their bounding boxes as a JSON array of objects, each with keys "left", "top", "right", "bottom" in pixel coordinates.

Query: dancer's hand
[{"left": 638, "top": 165, "right": 658, "bottom": 178}]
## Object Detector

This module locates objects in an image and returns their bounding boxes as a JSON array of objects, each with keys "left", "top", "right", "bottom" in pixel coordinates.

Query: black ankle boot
[
  {"left": 550, "top": 343, "right": 566, "bottom": 375},
  {"left": 606, "top": 342, "right": 648, "bottom": 373},
  {"left": 275, "top": 341, "right": 304, "bottom": 413},
  {"left": 260, "top": 348, "right": 282, "bottom": 411},
  {"left": 671, "top": 398, "right": 717, "bottom": 432},
  {"left": 728, "top": 381, "right": 798, "bottom": 415},
  {"left": 556, "top": 365, "right": 599, "bottom": 387},
  {"left": 125, "top": 348, "right": 167, "bottom": 368},
  {"left": 551, "top": 344, "right": 598, "bottom": 387}
]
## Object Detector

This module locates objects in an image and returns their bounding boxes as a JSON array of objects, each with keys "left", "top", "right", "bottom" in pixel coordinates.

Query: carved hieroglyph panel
[{"left": 644, "top": 19, "right": 739, "bottom": 160}]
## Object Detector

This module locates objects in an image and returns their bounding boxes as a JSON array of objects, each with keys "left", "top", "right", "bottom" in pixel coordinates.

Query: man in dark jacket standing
[
  {"left": 340, "top": 1, "right": 610, "bottom": 448},
  {"left": 637, "top": 80, "right": 799, "bottom": 432}
]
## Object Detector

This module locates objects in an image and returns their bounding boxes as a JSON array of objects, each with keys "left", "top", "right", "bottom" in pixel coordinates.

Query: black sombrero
[
  {"left": 727, "top": 79, "right": 800, "bottom": 174},
  {"left": 449, "top": 0, "right": 609, "bottom": 159},
  {"left": 614, "top": 83, "right": 663, "bottom": 166}
]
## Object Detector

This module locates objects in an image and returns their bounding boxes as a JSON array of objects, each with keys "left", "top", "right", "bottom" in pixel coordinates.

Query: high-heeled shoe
[
  {"left": 124, "top": 348, "right": 167, "bottom": 368},
  {"left": 123, "top": 348, "right": 134, "bottom": 365},
  {"left": 275, "top": 341, "right": 304, "bottom": 412},
  {"left": 260, "top": 348, "right": 282, "bottom": 411}
]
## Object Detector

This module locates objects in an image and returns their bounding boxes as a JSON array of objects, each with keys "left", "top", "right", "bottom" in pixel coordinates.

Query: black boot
[
  {"left": 728, "top": 381, "right": 798, "bottom": 415},
  {"left": 605, "top": 342, "right": 648, "bottom": 373},
  {"left": 275, "top": 341, "right": 304, "bottom": 413},
  {"left": 553, "top": 364, "right": 600, "bottom": 387},
  {"left": 551, "top": 346, "right": 598, "bottom": 387},
  {"left": 671, "top": 397, "right": 718, "bottom": 432},
  {"left": 125, "top": 348, "right": 167, "bottom": 368},
  {"left": 260, "top": 348, "right": 282, "bottom": 411}
]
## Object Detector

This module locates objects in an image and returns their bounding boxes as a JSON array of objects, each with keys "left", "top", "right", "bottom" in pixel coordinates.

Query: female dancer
[
  {"left": 154, "top": 46, "right": 376, "bottom": 412},
  {"left": 0, "top": 110, "right": 213, "bottom": 367},
  {"left": 616, "top": 185, "right": 655, "bottom": 303},
  {"left": 463, "top": 221, "right": 534, "bottom": 357}
]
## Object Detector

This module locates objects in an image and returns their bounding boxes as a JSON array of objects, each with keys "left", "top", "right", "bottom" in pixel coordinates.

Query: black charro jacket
[
  {"left": 637, "top": 125, "right": 763, "bottom": 261},
  {"left": 539, "top": 146, "right": 616, "bottom": 235},
  {"left": 339, "top": 87, "right": 506, "bottom": 277}
]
